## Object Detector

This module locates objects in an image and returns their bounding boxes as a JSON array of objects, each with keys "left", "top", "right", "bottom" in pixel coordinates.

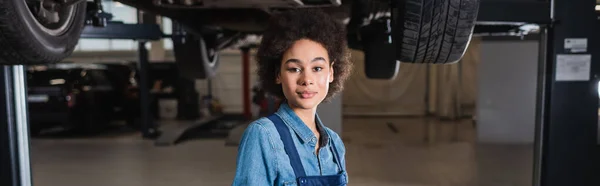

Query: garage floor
[{"left": 30, "top": 117, "right": 533, "bottom": 186}]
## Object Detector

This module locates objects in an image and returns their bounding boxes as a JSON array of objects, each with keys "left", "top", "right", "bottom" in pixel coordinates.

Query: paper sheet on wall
[
  {"left": 555, "top": 54, "right": 591, "bottom": 81},
  {"left": 564, "top": 38, "right": 587, "bottom": 53}
]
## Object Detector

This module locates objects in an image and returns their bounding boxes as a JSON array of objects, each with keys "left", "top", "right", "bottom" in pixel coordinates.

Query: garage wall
[
  {"left": 342, "top": 50, "right": 427, "bottom": 116},
  {"left": 476, "top": 40, "right": 539, "bottom": 144},
  {"left": 343, "top": 37, "right": 481, "bottom": 118},
  {"left": 194, "top": 50, "right": 259, "bottom": 114}
]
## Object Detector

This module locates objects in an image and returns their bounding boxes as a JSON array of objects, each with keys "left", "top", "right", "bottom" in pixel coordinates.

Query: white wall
[
  {"left": 317, "top": 94, "right": 343, "bottom": 134},
  {"left": 194, "top": 50, "right": 259, "bottom": 114},
  {"left": 476, "top": 40, "right": 539, "bottom": 144}
]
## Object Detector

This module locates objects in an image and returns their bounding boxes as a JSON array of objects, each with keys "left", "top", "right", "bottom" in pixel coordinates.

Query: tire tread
[{"left": 395, "top": 0, "right": 479, "bottom": 64}]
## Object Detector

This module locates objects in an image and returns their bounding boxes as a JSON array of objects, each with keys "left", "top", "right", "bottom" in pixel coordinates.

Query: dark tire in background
[
  {"left": 361, "top": 17, "right": 400, "bottom": 79},
  {"left": 392, "top": 0, "right": 480, "bottom": 64},
  {"left": 173, "top": 33, "right": 220, "bottom": 79},
  {"left": 0, "top": 0, "right": 87, "bottom": 65}
]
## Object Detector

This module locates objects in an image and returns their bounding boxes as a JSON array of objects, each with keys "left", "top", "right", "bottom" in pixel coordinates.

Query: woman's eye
[
  {"left": 314, "top": 67, "right": 323, "bottom": 72},
  {"left": 288, "top": 68, "right": 301, "bottom": 72}
]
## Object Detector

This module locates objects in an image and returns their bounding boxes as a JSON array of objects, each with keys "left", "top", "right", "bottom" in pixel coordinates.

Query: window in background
[
  {"left": 109, "top": 2, "right": 137, "bottom": 24},
  {"left": 162, "top": 17, "right": 173, "bottom": 50},
  {"left": 75, "top": 1, "right": 138, "bottom": 52},
  {"left": 110, "top": 39, "right": 138, "bottom": 50},
  {"left": 77, "top": 39, "right": 110, "bottom": 51}
]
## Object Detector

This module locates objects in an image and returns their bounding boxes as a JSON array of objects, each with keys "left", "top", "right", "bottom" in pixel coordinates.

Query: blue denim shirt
[{"left": 232, "top": 103, "right": 348, "bottom": 186}]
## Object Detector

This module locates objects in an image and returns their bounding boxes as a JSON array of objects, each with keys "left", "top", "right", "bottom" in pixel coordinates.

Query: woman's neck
[{"left": 289, "top": 104, "right": 318, "bottom": 133}]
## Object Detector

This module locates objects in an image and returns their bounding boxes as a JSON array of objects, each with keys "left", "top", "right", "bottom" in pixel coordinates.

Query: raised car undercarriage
[
  {"left": 1, "top": 0, "right": 488, "bottom": 80},
  {"left": 116, "top": 0, "right": 355, "bottom": 33}
]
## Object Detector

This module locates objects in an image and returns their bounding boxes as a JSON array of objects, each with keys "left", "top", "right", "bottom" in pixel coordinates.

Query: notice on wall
[
  {"left": 564, "top": 38, "right": 587, "bottom": 53},
  {"left": 555, "top": 54, "right": 591, "bottom": 81}
]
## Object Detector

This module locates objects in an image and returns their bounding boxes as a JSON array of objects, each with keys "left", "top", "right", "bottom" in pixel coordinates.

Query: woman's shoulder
[
  {"left": 241, "top": 117, "right": 279, "bottom": 139},
  {"left": 247, "top": 116, "right": 277, "bottom": 130},
  {"left": 238, "top": 117, "right": 281, "bottom": 151}
]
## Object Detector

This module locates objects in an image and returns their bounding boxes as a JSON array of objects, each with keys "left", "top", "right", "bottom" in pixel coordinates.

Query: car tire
[
  {"left": 360, "top": 17, "right": 400, "bottom": 79},
  {"left": 173, "top": 33, "right": 220, "bottom": 79},
  {"left": 0, "top": 0, "right": 87, "bottom": 65},
  {"left": 392, "top": 0, "right": 480, "bottom": 64}
]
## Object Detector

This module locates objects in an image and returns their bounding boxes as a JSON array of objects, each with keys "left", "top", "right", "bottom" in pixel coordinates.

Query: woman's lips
[{"left": 298, "top": 91, "right": 317, "bottom": 99}]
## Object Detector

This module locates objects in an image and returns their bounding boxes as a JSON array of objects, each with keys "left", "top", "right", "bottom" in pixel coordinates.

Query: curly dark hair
[{"left": 256, "top": 8, "right": 353, "bottom": 103}]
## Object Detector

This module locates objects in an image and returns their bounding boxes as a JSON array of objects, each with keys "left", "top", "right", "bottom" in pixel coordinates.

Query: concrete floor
[{"left": 29, "top": 117, "right": 534, "bottom": 186}]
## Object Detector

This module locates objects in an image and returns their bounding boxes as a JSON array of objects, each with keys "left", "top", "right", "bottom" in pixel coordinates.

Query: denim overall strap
[
  {"left": 267, "top": 114, "right": 307, "bottom": 178},
  {"left": 329, "top": 136, "right": 344, "bottom": 172}
]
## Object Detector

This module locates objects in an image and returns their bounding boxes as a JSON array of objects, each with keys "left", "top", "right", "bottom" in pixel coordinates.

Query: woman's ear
[
  {"left": 329, "top": 62, "right": 335, "bottom": 83},
  {"left": 276, "top": 69, "right": 282, "bottom": 84}
]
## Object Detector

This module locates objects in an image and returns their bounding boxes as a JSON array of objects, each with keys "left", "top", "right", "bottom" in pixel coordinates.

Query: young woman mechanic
[{"left": 232, "top": 8, "right": 353, "bottom": 186}]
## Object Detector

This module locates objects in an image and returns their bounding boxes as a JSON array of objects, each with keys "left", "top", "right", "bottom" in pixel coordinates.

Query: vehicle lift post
[
  {"left": 138, "top": 40, "right": 159, "bottom": 139},
  {"left": 531, "top": 0, "right": 600, "bottom": 185},
  {"left": 241, "top": 47, "right": 252, "bottom": 120},
  {"left": 0, "top": 66, "right": 32, "bottom": 186}
]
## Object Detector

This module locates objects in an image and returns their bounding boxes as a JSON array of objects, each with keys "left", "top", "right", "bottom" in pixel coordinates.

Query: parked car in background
[{"left": 26, "top": 62, "right": 140, "bottom": 134}]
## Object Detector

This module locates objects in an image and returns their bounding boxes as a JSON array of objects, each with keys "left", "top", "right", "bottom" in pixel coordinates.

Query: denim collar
[{"left": 275, "top": 102, "right": 330, "bottom": 146}]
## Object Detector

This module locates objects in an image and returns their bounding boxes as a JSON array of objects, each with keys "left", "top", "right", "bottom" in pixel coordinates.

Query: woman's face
[{"left": 277, "top": 39, "right": 334, "bottom": 110}]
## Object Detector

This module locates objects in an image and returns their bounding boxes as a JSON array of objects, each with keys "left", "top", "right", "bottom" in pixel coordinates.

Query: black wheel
[
  {"left": 360, "top": 17, "right": 400, "bottom": 79},
  {"left": 0, "top": 0, "right": 87, "bottom": 65},
  {"left": 173, "top": 32, "right": 220, "bottom": 79},
  {"left": 392, "top": 0, "right": 480, "bottom": 64}
]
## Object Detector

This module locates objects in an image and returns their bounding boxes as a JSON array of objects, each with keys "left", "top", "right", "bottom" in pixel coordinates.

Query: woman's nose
[{"left": 299, "top": 72, "right": 314, "bottom": 85}]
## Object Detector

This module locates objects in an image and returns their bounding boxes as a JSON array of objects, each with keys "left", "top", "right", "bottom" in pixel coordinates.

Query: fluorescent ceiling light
[{"left": 50, "top": 79, "right": 65, "bottom": 85}]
